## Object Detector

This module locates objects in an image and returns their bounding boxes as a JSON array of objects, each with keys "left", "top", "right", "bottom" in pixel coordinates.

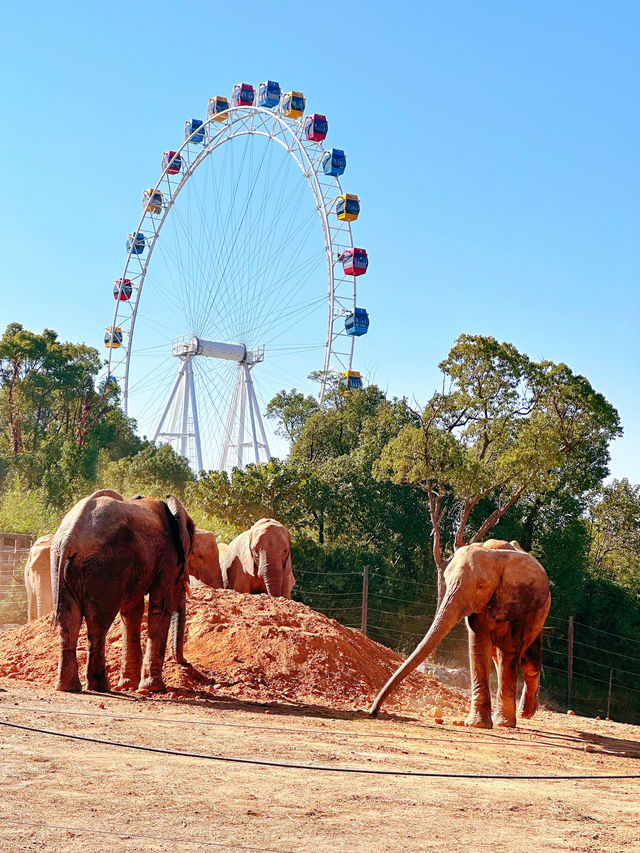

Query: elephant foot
[
  {"left": 56, "top": 673, "right": 82, "bottom": 693},
  {"left": 87, "top": 674, "right": 111, "bottom": 693},
  {"left": 492, "top": 713, "right": 517, "bottom": 728},
  {"left": 465, "top": 712, "right": 493, "bottom": 729},
  {"left": 519, "top": 704, "right": 537, "bottom": 719},
  {"left": 139, "top": 675, "right": 166, "bottom": 693},
  {"left": 117, "top": 675, "right": 141, "bottom": 691}
]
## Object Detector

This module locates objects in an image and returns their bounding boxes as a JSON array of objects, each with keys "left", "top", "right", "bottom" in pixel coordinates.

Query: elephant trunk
[
  {"left": 369, "top": 591, "right": 464, "bottom": 717},
  {"left": 258, "top": 550, "right": 282, "bottom": 597},
  {"left": 37, "top": 574, "right": 54, "bottom": 619}
]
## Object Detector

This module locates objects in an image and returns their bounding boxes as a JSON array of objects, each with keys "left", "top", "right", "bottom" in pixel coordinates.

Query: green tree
[
  {"left": 375, "top": 335, "right": 621, "bottom": 598},
  {"left": 587, "top": 479, "right": 640, "bottom": 592}
]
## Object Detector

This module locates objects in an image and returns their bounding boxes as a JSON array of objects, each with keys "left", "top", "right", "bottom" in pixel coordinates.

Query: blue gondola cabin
[
  {"left": 340, "top": 248, "right": 368, "bottom": 277},
  {"left": 113, "top": 278, "right": 133, "bottom": 301},
  {"left": 281, "top": 91, "right": 305, "bottom": 119},
  {"left": 257, "top": 80, "right": 281, "bottom": 108},
  {"left": 208, "top": 96, "right": 229, "bottom": 121},
  {"left": 304, "top": 114, "right": 328, "bottom": 142},
  {"left": 127, "top": 232, "right": 145, "bottom": 254},
  {"left": 344, "top": 308, "right": 369, "bottom": 336},
  {"left": 341, "top": 370, "right": 363, "bottom": 390},
  {"left": 232, "top": 83, "right": 255, "bottom": 107},
  {"left": 104, "top": 327, "right": 123, "bottom": 348},
  {"left": 336, "top": 194, "right": 360, "bottom": 222},
  {"left": 162, "top": 151, "right": 182, "bottom": 175},
  {"left": 98, "top": 375, "right": 119, "bottom": 393},
  {"left": 142, "top": 188, "right": 163, "bottom": 214},
  {"left": 184, "top": 119, "right": 205, "bottom": 143},
  {"left": 321, "top": 148, "right": 346, "bottom": 177}
]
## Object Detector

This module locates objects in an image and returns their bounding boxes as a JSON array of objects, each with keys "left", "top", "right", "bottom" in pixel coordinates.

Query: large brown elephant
[
  {"left": 24, "top": 534, "right": 54, "bottom": 620},
  {"left": 370, "top": 540, "right": 551, "bottom": 728},
  {"left": 221, "top": 518, "right": 294, "bottom": 598},
  {"left": 51, "top": 489, "right": 194, "bottom": 693}
]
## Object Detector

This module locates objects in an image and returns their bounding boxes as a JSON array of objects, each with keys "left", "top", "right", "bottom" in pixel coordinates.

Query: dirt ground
[{"left": 0, "top": 591, "right": 638, "bottom": 852}]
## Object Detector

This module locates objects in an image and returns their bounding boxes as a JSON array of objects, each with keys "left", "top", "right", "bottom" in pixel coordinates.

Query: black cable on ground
[
  {"left": 2, "top": 718, "right": 639, "bottom": 780},
  {"left": 3, "top": 703, "right": 628, "bottom": 756}
]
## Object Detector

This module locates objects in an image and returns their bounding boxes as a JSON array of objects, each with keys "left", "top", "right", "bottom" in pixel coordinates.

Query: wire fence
[{"left": 293, "top": 563, "right": 640, "bottom": 725}]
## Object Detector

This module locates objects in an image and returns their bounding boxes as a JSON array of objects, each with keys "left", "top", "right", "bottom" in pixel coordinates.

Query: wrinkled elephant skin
[
  {"left": 370, "top": 540, "right": 551, "bottom": 728},
  {"left": 24, "top": 534, "right": 54, "bottom": 621},
  {"left": 221, "top": 518, "right": 294, "bottom": 598},
  {"left": 51, "top": 490, "right": 194, "bottom": 694}
]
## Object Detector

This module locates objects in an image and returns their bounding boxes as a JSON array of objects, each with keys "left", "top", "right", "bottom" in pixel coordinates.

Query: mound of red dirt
[{"left": 0, "top": 588, "right": 467, "bottom": 717}]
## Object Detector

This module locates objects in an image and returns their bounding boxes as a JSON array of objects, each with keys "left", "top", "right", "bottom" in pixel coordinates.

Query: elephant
[
  {"left": 51, "top": 489, "right": 195, "bottom": 693},
  {"left": 370, "top": 540, "right": 551, "bottom": 728},
  {"left": 187, "top": 528, "right": 222, "bottom": 589},
  {"left": 221, "top": 518, "right": 295, "bottom": 598},
  {"left": 24, "top": 534, "right": 54, "bottom": 620}
]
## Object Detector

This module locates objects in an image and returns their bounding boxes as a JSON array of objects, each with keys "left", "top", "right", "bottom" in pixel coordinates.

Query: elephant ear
[
  {"left": 165, "top": 495, "right": 195, "bottom": 565},
  {"left": 240, "top": 529, "right": 258, "bottom": 576}
]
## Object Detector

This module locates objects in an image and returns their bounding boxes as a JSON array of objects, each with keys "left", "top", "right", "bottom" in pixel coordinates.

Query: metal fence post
[
  {"left": 607, "top": 669, "right": 613, "bottom": 719},
  {"left": 567, "top": 616, "right": 574, "bottom": 709},
  {"left": 360, "top": 565, "right": 369, "bottom": 635}
]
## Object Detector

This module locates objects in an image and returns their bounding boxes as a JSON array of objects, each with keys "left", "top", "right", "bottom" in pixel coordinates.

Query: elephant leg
[
  {"left": 118, "top": 597, "right": 145, "bottom": 690},
  {"left": 84, "top": 608, "right": 117, "bottom": 693},
  {"left": 55, "top": 594, "right": 83, "bottom": 693},
  {"left": 493, "top": 643, "right": 519, "bottom": 728},
  {"left": 139, "top": 590, "right": 171, "bottom": 692},
  {"left": 519, "top": 633, "right": 543, "bottom": 718},
  {"left": 465, "top": 614, "right": 494, "bottom": 728}
]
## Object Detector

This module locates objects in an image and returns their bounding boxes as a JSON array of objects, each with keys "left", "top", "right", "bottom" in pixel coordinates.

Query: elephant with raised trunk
[
  {"left": 24, "top": 534, "right": 54, "bottom": 620},
  {"left": 51, "top": 489, "right": 195, "bottom": 693},
  {"left": 370, "top": 540, "right": 551, "bottom": 728},
  {"left": 221, "top": 518, "right": 294, "bottom": 598}
]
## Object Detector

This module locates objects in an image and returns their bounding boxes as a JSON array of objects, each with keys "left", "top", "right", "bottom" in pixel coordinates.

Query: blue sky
[{"left": 2, "top": 1, "right": 638, "bottom": 481}]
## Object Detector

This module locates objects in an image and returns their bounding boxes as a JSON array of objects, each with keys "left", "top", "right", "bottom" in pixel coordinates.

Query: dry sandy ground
[{"left": 0, "top": 683, "right": 638, "bottom": 853}]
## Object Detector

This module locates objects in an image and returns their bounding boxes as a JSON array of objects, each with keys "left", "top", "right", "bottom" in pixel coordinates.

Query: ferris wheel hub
[{"left": 171, "top": 335, "right": 264, "bottom": 365}]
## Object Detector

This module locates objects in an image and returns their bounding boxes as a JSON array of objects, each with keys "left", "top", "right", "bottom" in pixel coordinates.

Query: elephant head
[
  {"left": 249, "top": 518, "right": 293, "bottom": 598},
  {"left": 370, "top": 543, "right": 550, "bottom": 716}
]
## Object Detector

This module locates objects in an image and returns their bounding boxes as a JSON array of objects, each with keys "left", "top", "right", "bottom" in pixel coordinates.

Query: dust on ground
[{"left": 0, "top": 589, "right": 638, "bottom": 852}]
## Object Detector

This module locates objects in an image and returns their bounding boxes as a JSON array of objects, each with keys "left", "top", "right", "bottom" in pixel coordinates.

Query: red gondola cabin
[
  {"left": 162, "top": 151, "right": 182, "bottom": 175},
  {"left": 113, "top": 278, "right": 133, "bottom": 301},
  {"left": 340, "top": 248, "right": 368, "bottom": 277},
  {"left": 304, "top": 114, "right": 328, "bottom": 142},
  {"left": 232, "top": 83, "right": 255, "bottom": 107}
]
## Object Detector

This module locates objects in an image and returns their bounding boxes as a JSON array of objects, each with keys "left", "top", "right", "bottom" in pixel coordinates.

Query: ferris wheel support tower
[{"left": 153, "top": 336, "right": 270, "bottom": 473}]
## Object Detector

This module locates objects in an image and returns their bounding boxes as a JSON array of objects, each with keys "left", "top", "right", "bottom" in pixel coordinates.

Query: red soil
[{"left": 0, "top": 587, "right": 467, "bottom": 718}]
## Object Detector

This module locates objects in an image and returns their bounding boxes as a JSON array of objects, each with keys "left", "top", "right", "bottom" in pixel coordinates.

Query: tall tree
[{"left": 375, "top": 335, "right": 621, "bottom": 599}]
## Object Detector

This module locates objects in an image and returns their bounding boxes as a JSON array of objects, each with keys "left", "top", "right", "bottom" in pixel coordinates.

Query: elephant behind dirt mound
[
  {"left": 51, "top": 489, "right": 195, "bottom": 693},
  {"left": 187, "top": 528, "right": 222, "bottom": 589},
  {"left": 370, "top": 540, "right": 550, "bottom": 728},
  {"left": 24, "top": 534, "right": 54, "bottom": 621},
  {"left": 221, "top": 518, "right": 294, "bottom": 598}
]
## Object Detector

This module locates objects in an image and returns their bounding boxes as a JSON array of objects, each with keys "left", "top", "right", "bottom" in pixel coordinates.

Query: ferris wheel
[{"left": 105, "top": 80, "right": 370, "bottom": 474}]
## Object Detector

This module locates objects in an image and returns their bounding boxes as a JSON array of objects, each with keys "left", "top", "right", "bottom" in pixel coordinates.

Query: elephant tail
[{"left": 50, "top": 538, "right": 76, "bottom": 627}]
